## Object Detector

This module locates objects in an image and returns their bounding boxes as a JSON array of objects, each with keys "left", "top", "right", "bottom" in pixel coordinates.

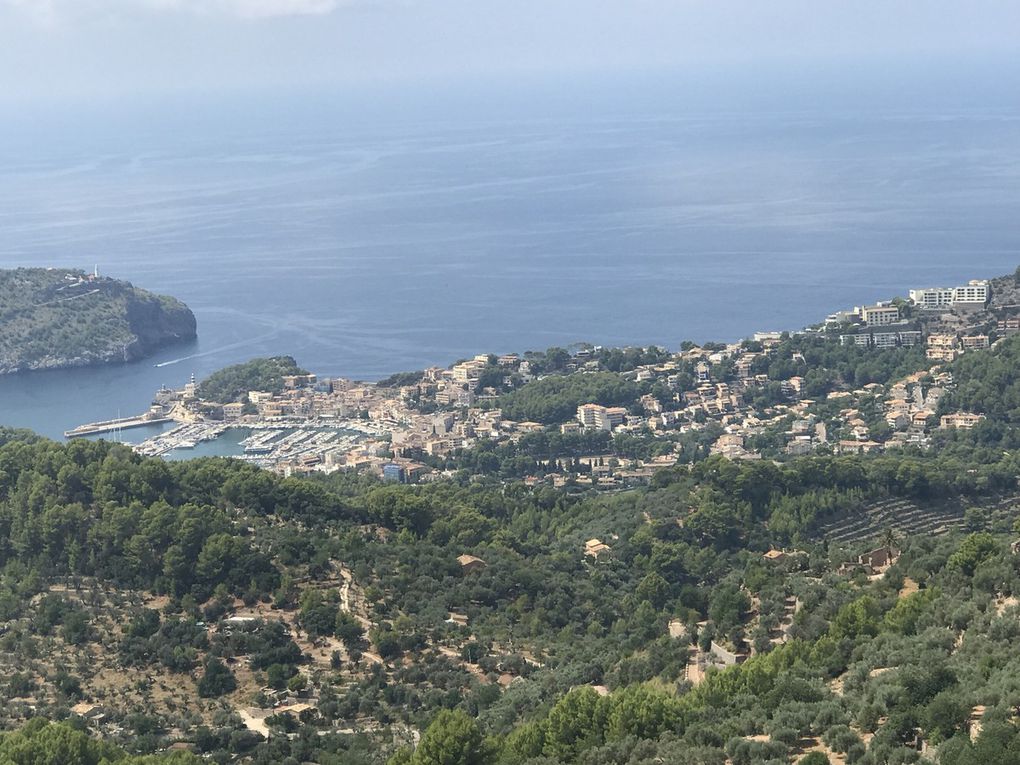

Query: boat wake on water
[{"left": 154, "top": 332, "right": 278, "bottom": 367}]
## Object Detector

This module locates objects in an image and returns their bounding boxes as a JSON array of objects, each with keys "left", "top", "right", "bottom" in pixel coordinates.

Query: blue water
[{"left": 1, "top": 91, "right": 1018, "bottom": 438}]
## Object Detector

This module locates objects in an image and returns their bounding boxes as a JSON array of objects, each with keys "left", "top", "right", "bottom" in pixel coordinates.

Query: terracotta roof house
[{"left": 457, "top": 554, "right": 487, "bottom": 574}]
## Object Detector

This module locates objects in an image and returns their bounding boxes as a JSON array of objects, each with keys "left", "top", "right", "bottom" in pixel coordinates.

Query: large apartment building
[
  {"left": 940, "top": 413, "right": 985, "bottom": 430},
  {"left": 925, "top": 333, "right": 991, "bottom": 361},
  {"left": 908, "top": 287, "right": 954, "bottom": 310},
  {"left": 451, "top": 356, "right": 490, "bottom": 383},
  {"left": 576, "top": 403, "right": 628, "bottom": 431},
  {"left": 860, "top": 304, "right": 901, "bottom": 326},
  {"left": 961, "top": 335, "right": 990, "bottom": 350},
  {"left": 839, "top": 327, "right": 921, "bottom": 349},
  {"left": 909, "top": 280, "right": 989, "bottom": 309},
  {"left": 953, "top": 280, "right": 990, "bottom": 304}
]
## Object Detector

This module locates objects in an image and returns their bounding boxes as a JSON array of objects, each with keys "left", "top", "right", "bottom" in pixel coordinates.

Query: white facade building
[
  {"left": 860, "top": 305, "right": 901, "bottom": 326},
  {"left": 953, "top": 280, "right": 989, "bottom": 304},
  {"left": 576, "top": 403, "right": 627, "bottom": 431},
  {"left": 908, "top": 287, "right": 954, "bottom": 309},
  {"left": 909, "top": 280, "right": 988, "bottom": 308}
]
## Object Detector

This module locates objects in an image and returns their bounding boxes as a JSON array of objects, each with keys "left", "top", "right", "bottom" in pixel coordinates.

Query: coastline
[{"left": 59, "top": 269, "right": 1009, "bottom": 485}]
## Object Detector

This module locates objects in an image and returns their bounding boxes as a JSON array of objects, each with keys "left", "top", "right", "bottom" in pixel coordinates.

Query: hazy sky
[{"left": 0, "top": 0, "right": 1018, "bottom": 106}]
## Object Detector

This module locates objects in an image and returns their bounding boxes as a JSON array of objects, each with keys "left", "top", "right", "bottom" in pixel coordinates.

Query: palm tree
[{"left": 880, "top": 526, "right": 899, "bottom": 553}]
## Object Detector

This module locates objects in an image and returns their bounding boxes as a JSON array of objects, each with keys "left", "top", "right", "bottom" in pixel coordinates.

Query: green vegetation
[
  {"left": 0, "top": 268, "right": 195, "bottom": 374},
  {"left": 755, "top": 334, "right": 931, "bottom": 398},
  {"left": 593, "top": 346, "right": 672, "bottom": 373},
  {"left": 421, "top": 428, "right": 681, "bottom": 479},
  {"left": 376, "top": 370, "right": 426, "bottom": 388},
  {"left": 196, "top": 355, "right": 308, "bottom": 403},
  {"left": 495, "top": 372, "right": 641, "bottom": 424},
  {"left": 0, "top": 437, "right": 283, "bottom": 600},
  {"left": 0, "top": 414, "right": 1020, "bottom": 762},
  {"left": 0, "top": 719, "right": 199, "bottom": 764},
  {"left": 942, "top": 334, "right": 1020, "bottom": 424}
]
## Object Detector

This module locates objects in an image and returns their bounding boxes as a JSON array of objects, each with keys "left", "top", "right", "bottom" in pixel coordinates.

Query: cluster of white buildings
[
  {"left": 833, "top": 278, "right": 991, "bottom": 350},
  {"left": 832, "top": 301, "right": 917, "bottom": 349},
  {"left": 840, "top": 327, "right": 923, "bottom": 349}
]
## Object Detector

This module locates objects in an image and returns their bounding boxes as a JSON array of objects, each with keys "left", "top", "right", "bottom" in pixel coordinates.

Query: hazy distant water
[{"left": 0, "top": 99, "right": 1018, "bottom": 437}]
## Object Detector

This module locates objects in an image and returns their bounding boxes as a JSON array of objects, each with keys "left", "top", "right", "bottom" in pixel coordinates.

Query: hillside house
[{"left": 457, "top": 554, "right": 487, "bottom": 574}]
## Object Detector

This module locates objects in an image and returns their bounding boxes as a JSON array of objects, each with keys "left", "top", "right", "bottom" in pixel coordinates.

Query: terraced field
[{"left": 816, "top": 494, "right": 1020, "bottom": 545}]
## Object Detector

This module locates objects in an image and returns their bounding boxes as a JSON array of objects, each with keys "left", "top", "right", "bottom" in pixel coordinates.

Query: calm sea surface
[{"left": 1, "top": 98, "right": 1018, "bottom": 438}]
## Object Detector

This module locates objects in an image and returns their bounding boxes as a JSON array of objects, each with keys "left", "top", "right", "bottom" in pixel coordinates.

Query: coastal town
[{"left": 67, "top": 274, "right": 1010, "bottom": 487}]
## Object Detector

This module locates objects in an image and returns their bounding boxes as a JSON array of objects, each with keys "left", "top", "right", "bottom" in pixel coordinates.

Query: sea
[{"left": 1, "top": 75, "right": 1018, "bottom": 439}]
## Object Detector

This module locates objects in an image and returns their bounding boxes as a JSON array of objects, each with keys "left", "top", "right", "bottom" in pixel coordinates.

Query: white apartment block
[
  {"left": 577, "top": 403, "right": 600, "bottom": 429},
  {"left": 872, "top": 332, "right": 899, "bottom": 349},
  {"left": 841, "top": 333, "right": 871, "bottom": 347},
  {"left": 860, "top": 305, "right": 901, "bottom": 326},
  {"left": 953, "top": 280, "right": 989, "bottom": 304},
  {"left": 576, "top": 403, "right": 627, "bottom": 431},
  {"left": 909, "top": 280, "right": 988, "bottom": 309},
  {"left": 596, "top": 407, "right": 627, "bottom": 431},
  {"left": 839, "top": 329, "right": 920, "bottom": 349},
  {"left": 898, "top": 330, "right": 922, "bottom": 346},
  {"left": 908, "top": 287, "right": 954, "bottom": 309}
]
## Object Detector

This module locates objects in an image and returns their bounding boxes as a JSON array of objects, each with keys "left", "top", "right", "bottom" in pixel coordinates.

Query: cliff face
[
  {"left": 0, "top": 268, "right": 197, "bottom": 374},
  {"left": 122, "top": 289, "right": 198, "bottom": 361}
]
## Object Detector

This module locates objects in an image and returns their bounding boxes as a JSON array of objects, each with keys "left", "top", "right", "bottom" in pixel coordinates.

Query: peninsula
[{"left": 0, "top": 267, "right": 197, "bottom": 374}]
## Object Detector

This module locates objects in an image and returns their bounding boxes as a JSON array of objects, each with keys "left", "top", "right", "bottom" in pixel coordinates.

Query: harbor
[
  {"left": 60, "top": 362, "right": 431, "bottom": 480},
  {"left": 67, "top": 394, "right": 393, "bottom": 475},
  {"left": 133, "top": 422, "right": 229, "bottom": 457},
  {"left": 236, "top": 427, "right": 367, "bottom": 468},
  {"left": 131, "top": 420, "right": 383, "bottom": 470}
]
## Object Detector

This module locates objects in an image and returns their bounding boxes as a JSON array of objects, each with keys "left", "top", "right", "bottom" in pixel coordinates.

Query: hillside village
[{"left": 121, "top": 272, "right": 1019, "bottom": 488}]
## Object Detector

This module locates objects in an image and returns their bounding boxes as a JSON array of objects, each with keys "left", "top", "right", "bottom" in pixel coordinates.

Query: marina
[
  {"left": 67, "top": 378, "right": 395, "bottom": 472},
  {"left": 235, "top": 427, "right": 367, "bottom": 468},
  {"left": 94, "top": 392, "right": 393, "bottom": 469},
  {"left": 132, "top": 420, "right": 377, "bottom": 468},
  {"left": 133, "top": 422, "right": 229, "bottom": 457}
]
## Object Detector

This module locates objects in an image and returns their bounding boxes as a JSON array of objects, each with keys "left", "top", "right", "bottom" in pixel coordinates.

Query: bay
[{"left": 1, "top": 92, "right": 1018, "bottom": 439}]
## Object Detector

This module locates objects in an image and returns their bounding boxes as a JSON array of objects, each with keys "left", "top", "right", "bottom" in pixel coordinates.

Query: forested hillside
[
  {"left": 1, "top": 395, "right": 1020, "bottom": 764},
  {"left": 940, "top": 334, "right": 1020, "bottom": 425},
  {"left": 495, "top": 372, "right": 642, "bottom": 424}
]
